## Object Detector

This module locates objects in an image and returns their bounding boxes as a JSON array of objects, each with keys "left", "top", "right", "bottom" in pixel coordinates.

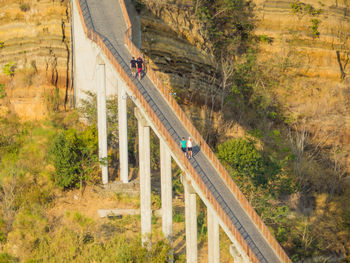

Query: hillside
[{"left": 0, "top": 0, "right": 71, "bottom": 119}]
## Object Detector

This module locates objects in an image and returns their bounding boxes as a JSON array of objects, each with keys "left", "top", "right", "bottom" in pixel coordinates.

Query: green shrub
[
  {"left": 72, "top": 212, "right": 93, "bottom": 228},
  {"left": 50, "top": 127, "right": 98, "bottom": 189},
  {"left": 291, "top": 1, "right": 322, "bottom": 16},
  {"left": 0, "top": 253, "right": 18, "bottom": 263},
  {"left": 197, "top": 210, "right": 207, "bottom": 242},
  {"left": 19, "top": 3, "right": 30, "bottom": 12},
  {"left": 3, "top": 61, "right": 15, "bottom": 77},
  {"left": 50, "top": 130, "right": 82, "bottom": 188},
  {"left": 33, "top": 230, "right": 170, "bottom": 262},
  {"left": 151, "top": 191, "right": 161, "bottom": 210},
  {"left": 6, "top": 207, "right": 48, "bottom": 258},
  {"left": 217, "top": 138, "right": 279, "bottom": 185},
  {"left": 173, "top": 211, "right": 184, "bottom": 222},
  {"left": 310, "top": 19, "right": 320, "bottom": 38},
  {"left": 258, "top": 35, "right": 273, "bottom": 44},
  {"left": 172, "top": 169, "right": 184, "bottom": 196},
  {"left": 0, "top": 84, "right": 6, "bottom": 99}
]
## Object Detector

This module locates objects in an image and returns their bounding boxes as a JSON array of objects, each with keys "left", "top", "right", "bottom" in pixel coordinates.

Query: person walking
[
  {"left": 187, "top": 137, "right": 193, "bottom": 159},
  {"left": 136, "top": 56, "right": 144, "bottom": 80},
  {"left": 130, "top": 56, "right": 137, "bottom": 77},
  {"left": 180, "top": 137, "right": 187, "bottom": 157}
]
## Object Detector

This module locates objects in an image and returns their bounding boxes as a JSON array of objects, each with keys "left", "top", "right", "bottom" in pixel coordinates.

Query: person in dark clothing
[
  {"left": 136, "top": 57, "right": 144, "bottom": 80},
  {"left": 130, "top": 57, "right": 137, "bottom": 77}
]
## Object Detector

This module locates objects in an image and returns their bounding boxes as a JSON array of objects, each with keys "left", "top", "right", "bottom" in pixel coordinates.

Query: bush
[
  {"left": 0, "top": 253, "right": 18, "bottom": 263},
  {"left": 19, "top": 3, "right": 30, "bottom": 12},
  {"left": 173, "top": 211, "right": 184, "bottom": 223},
  {"left": 3, "top": 62, "right": 16, "bottom": 77},
  {"left": 32, "top": 229, "right": 170, "bottom": 262},
  {"left": 50, "top": 127, "right": 98, "bottom": 189},
  {"left": 217, "top": 138, "right": 280, "bottom": 186},
  {"left": 0, "top": 84, "right": 6, "bottom": 99}
]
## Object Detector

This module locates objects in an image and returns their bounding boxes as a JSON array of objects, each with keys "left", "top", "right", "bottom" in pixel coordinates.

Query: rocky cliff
[
  {"left": 256, "top": 0, "right": 350, "bottom": 79},
  {"left": 0, "top": 0, "right": 70, "bottom": 119},
  {"left": 253, "top": 0, "right": 350, "bottom": 171}
]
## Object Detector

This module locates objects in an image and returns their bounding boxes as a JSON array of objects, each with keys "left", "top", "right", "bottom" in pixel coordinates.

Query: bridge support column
[
  {"left": 118, "top": 84, "right": 129, "bottom": 183},
  {"left": 208, "top": 208, "right": 220, "bottom": 263},
  {"left": 160, "top": 139, "right": 172, "bottom": 242},
  {"left": 97, "top": 55, "right": 108, "bottom": 184},
  {"left": 183, "top": 176, "right": 197, "bottom": 263},
  {"left": 135, "top": 108, "right": 152, "bottom": 246}
]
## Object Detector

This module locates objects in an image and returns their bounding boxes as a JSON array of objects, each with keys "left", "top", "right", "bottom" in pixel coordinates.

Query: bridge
[{"left": 71, "top": 0, "right": 291, "bottom": 262}]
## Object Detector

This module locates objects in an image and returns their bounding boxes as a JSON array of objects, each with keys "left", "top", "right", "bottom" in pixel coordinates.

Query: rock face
[
  {"left": 253, "top": 0, "right": 350, "bottom": 171},
  {"left": 255, "top": 0, "right": 350, "bottom": 80},
  {"left": 140, "top": 1, "right": 216, "bottom": 97},
  {"left": 140, "top": 0, "right": 350, "bottom": 91},
  {"left": 0, "top": 0, "right": 70, "bottom": 119}
]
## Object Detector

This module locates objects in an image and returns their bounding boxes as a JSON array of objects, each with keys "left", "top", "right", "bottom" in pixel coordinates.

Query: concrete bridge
[{"left": 71, "top": 0, "right": 291, "bottom": 262}]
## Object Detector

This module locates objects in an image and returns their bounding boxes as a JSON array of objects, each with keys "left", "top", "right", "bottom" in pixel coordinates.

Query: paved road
[{"left": 79, "top": 0, "right": 282, "bottom": 262}]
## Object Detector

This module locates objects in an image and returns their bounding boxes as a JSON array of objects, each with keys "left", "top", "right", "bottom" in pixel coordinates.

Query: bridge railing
[
  {"left": 75, "top": 0, "right": 291, "bottom": 262},
  {"left": 119, "top": 1, "right": 291, "bottom": 263}
]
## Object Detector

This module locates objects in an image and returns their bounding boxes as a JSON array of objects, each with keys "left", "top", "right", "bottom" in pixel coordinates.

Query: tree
[
  {"left": 50, "top": 128, "right": 98, "bottom": 189},
  {"left": 217, "top": 138, "right": 280, "bottom": 186}
]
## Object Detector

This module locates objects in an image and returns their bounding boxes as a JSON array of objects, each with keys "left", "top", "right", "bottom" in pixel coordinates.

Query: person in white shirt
[{"left": 187, "top": 137, "right": 193, "bottom": 159}]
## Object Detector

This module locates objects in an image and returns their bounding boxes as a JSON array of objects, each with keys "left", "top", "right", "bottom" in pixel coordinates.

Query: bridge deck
[{"left": 82, "top": 0, "right": 281, "bottom": 262}]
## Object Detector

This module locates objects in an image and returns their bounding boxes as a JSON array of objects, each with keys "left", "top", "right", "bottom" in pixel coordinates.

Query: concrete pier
[
  {"left": 183, "top": 177, "right": 198, "bottom": 263},
  {"left": 118, "top": 84, "right": 129, "bottom": 183},
  {"left": 208, "top": 208, "right": 220, "bottom": 263},
  {"left": 96, "top": 55, "right": 108, "bottom": 184},
  {"left": 160, "top": 140, "right": 172, "bottom": 241},
  {"left": 135, "top": 108, "right": 152, "bottom": 246}
]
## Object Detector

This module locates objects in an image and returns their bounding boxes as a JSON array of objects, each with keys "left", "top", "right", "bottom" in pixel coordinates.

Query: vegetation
[
  {"left": 217, "top": 138, "right": 282, "bottom": 187},
  {"left": 291, "top": 1, "right": 322, "bottom": 16},
  {"left": 0, "top": 84, "right": 5, "bottom": 99},
  {"left": 291, "top": 1, "right": 322, "bottom": 38},
  {"left": 2, "top": 61, "right": 16, "bottom": 77},
  {"left": 310, "top": 19, "right": 320, "bottom": 38},
  {"left": 0, "top": 85, "right": 185, "bottom": 260},
  {"left": 50, "top": 127, "right": 99, "bottom": 189},
  {"left": 0, "top": 108, "right": 177, "bottom": 261},
  {"left": 19, "top": 3, "right": 30, "bottom": 12}
]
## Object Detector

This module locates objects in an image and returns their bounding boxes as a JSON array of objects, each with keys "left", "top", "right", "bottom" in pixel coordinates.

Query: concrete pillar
[
  {"left": 135, "top": 108, "right": 151, "bottom": 246},
  {"left": 118, "top": 84, "right": 129, "bottom": 183},
  {"left": 96, "top": 55, "right": 108, "bottom": 184},
  {"left": 160, "top": 140, "right": 172, "bottom": 241},
  {"left": 183, "top": 177, "right": 197, "bottom": 263},
  {"left": 208, "top": 208, "right": 220, "bottom": 263}
]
